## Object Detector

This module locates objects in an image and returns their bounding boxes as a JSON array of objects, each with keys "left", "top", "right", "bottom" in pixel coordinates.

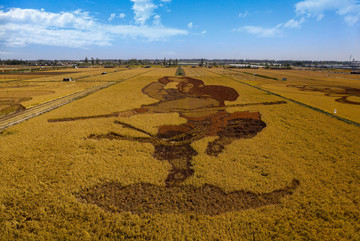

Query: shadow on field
[{"left": 76, "top": 179, "right": 300, "bottom": 215}]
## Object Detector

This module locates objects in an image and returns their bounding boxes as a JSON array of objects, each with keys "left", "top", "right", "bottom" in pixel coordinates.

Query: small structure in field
[
  {"left": 175, "top": 67, "right": 186, "bottom": 76},
  {"left": 63, "top": 77, "right": 74, "bottom": 82}
]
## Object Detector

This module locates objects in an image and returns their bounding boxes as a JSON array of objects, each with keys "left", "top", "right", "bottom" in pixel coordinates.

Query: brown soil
[
  {"left": 0, "top": 97, "right": 31, "bottom": 115},
  {"left": 76, "top": 179, "right": 300, "bottom": 216},
  {"left": 0, "top": 90, "right": 54, "bottom": 116},
  {"left": 0, "top": 104, "right": 26, "bottom": 116},
  {"left": 288, "top": 85, "right": 360, "bottom": 105}
]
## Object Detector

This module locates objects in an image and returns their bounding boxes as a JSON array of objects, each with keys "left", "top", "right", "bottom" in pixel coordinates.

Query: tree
[
  {"left": 85, "top": 57, "right": 88, "bottom": 64},
  {"left": 283, "top": 63, "right": 291, "bottom": 69},
  {"left": 199, "top": 58, "right": 204, "bottom": 67},
  {"left": 91, "top": 58, "right": 95, "bottom": 65}
]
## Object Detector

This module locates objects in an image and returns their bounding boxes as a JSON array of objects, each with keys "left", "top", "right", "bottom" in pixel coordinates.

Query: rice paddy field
[
  {"left": 0, "top": 67, "right": 359, "bottom": 240},
  {"left": 213, "top": 68, "right": 360, "bottom": 123},
  {"left": 0, "top": 68, "right": 148, "bottom": 116}
]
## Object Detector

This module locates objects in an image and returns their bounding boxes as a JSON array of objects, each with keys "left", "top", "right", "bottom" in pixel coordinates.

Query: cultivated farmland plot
[
  {"left": 215, "top": 68, "right": 360, "bottom": 123},
  {"left": 0, "top": 67, "right": 359, "bottom": 240}
]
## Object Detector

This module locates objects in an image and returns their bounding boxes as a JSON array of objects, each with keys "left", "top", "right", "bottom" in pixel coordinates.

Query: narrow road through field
[{"left": 0, "top": 69, "right": 154, "bottom": 131}]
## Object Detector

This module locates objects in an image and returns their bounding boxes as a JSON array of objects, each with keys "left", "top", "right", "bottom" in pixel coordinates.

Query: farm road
[{"left": 0, "top": 69, "right": 155, "bottom": 131}]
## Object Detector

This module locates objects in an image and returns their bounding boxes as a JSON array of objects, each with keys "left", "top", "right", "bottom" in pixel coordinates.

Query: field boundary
[
  {"left": 207, "top": 69, "right": 360, "bottom": 128},
  {"left": 0, "top": 69, "right": 155, "bottom": 132}
]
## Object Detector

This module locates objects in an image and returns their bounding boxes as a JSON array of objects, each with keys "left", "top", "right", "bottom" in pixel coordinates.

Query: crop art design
[
  {"left": 87, "top": 76, "right": 269, "bottom": 186},
  {"left": 288, "top": 85, "right": 360, "bottom": 105},
  {"left": 49, "top": 76, "right": 298, "bottom": 215}
]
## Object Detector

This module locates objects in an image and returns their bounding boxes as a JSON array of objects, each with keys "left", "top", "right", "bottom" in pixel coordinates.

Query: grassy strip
[
  {"left": 209, "top": 69, "right": 360, "bottom": 128},
  {"left": 175, "top": 67, "right": 186, "bottom": 76},
  {"left": 243, "top": 72, "right": 278, "bottom": 80}
]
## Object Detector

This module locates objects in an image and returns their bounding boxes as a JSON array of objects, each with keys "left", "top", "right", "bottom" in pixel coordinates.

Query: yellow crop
[{"left": 0, "top": 67, "right": 359, "bottom": 240}]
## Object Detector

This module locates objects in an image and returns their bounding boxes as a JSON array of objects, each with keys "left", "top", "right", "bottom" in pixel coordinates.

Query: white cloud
[
  {"left": 0, "top": 8, "right": 95, "bottom": 29},
  {"left": 295, "top": 0, "right": 360, "bottom": 25},
  {"left": 235, "top": 24, "right": 283, "bottom": 37},
  {"left": 153, "top": 14, "right": 161, "bottom": 25},
  {"left": 238, "top": 11, "right": 249, "bottom": 18},
  {"left": 130, "top": 0, "right": 157, "bottom": 25},
  {"left": 201, "top": 30, "right": 207, "bottom": 34},
  {"left": 105, "top": 25, "right": 187, "bottom": 41},
  {"left": 237, "top": 0, "right": 359, "bottom": 38},
  {"left": 187, "top": 22, "right": 193, "bottom": 29},
  {"left": 344, "top": 14, "right": 359, "bottom": 25},
  {"left": 119, "top": 13, "right": 126, "bottom": 18},
  {"left": 0, "top": 8, "right": 187, "bottom": 48},
  {"left": 108, "top": 13, "right": 116, "bottom": 21},
  {"left": 236, "top": 17, "right": 305, "bottom": 37},
  {"left": 284, "top": 17, "right": 306, "bottom": 28}
]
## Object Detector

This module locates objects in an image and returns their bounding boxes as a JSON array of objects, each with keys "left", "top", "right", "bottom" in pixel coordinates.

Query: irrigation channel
[{"left": 0, "top": 69, "right": 155, "bottom": 131}]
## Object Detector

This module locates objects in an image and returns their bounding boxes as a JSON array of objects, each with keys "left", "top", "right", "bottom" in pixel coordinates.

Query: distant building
[{"left": 228, "top": 64, "right": 263, "bottom": 68}]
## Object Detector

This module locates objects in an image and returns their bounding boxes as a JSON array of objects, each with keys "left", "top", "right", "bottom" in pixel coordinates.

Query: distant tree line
[
  {"left": 0, "top": 59, "right": 63, "bottom": 66},
  {"left": 1, "top": 58, "right": 357, "bottom": 68},
  {"left": 0, "top": 59, "right": 28, "bottom": 65}
]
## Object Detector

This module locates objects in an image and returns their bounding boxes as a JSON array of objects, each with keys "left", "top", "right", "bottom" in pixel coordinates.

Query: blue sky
[{"left": 0, "top": 0, "right": 359, "bottom": 60}]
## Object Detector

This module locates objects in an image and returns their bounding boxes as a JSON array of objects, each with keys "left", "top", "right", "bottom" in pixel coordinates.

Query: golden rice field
[
  {"left": 0, "top": 67, "right": 107, "bottom": 82},
  {"left": 212, "top": 68, "right": 360, "bottom": 123},
  {"left": 0, "top": 67, "right": 359, "bottom": 240},
  {"left": 0, "top": 68, "right": 151, "bottom": 116},
  {"left": 21, "top": 68, "right": 120, "bottom": 82},
  {"left": 79, "top": 67, "right": 157, "bottom": 81}
]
